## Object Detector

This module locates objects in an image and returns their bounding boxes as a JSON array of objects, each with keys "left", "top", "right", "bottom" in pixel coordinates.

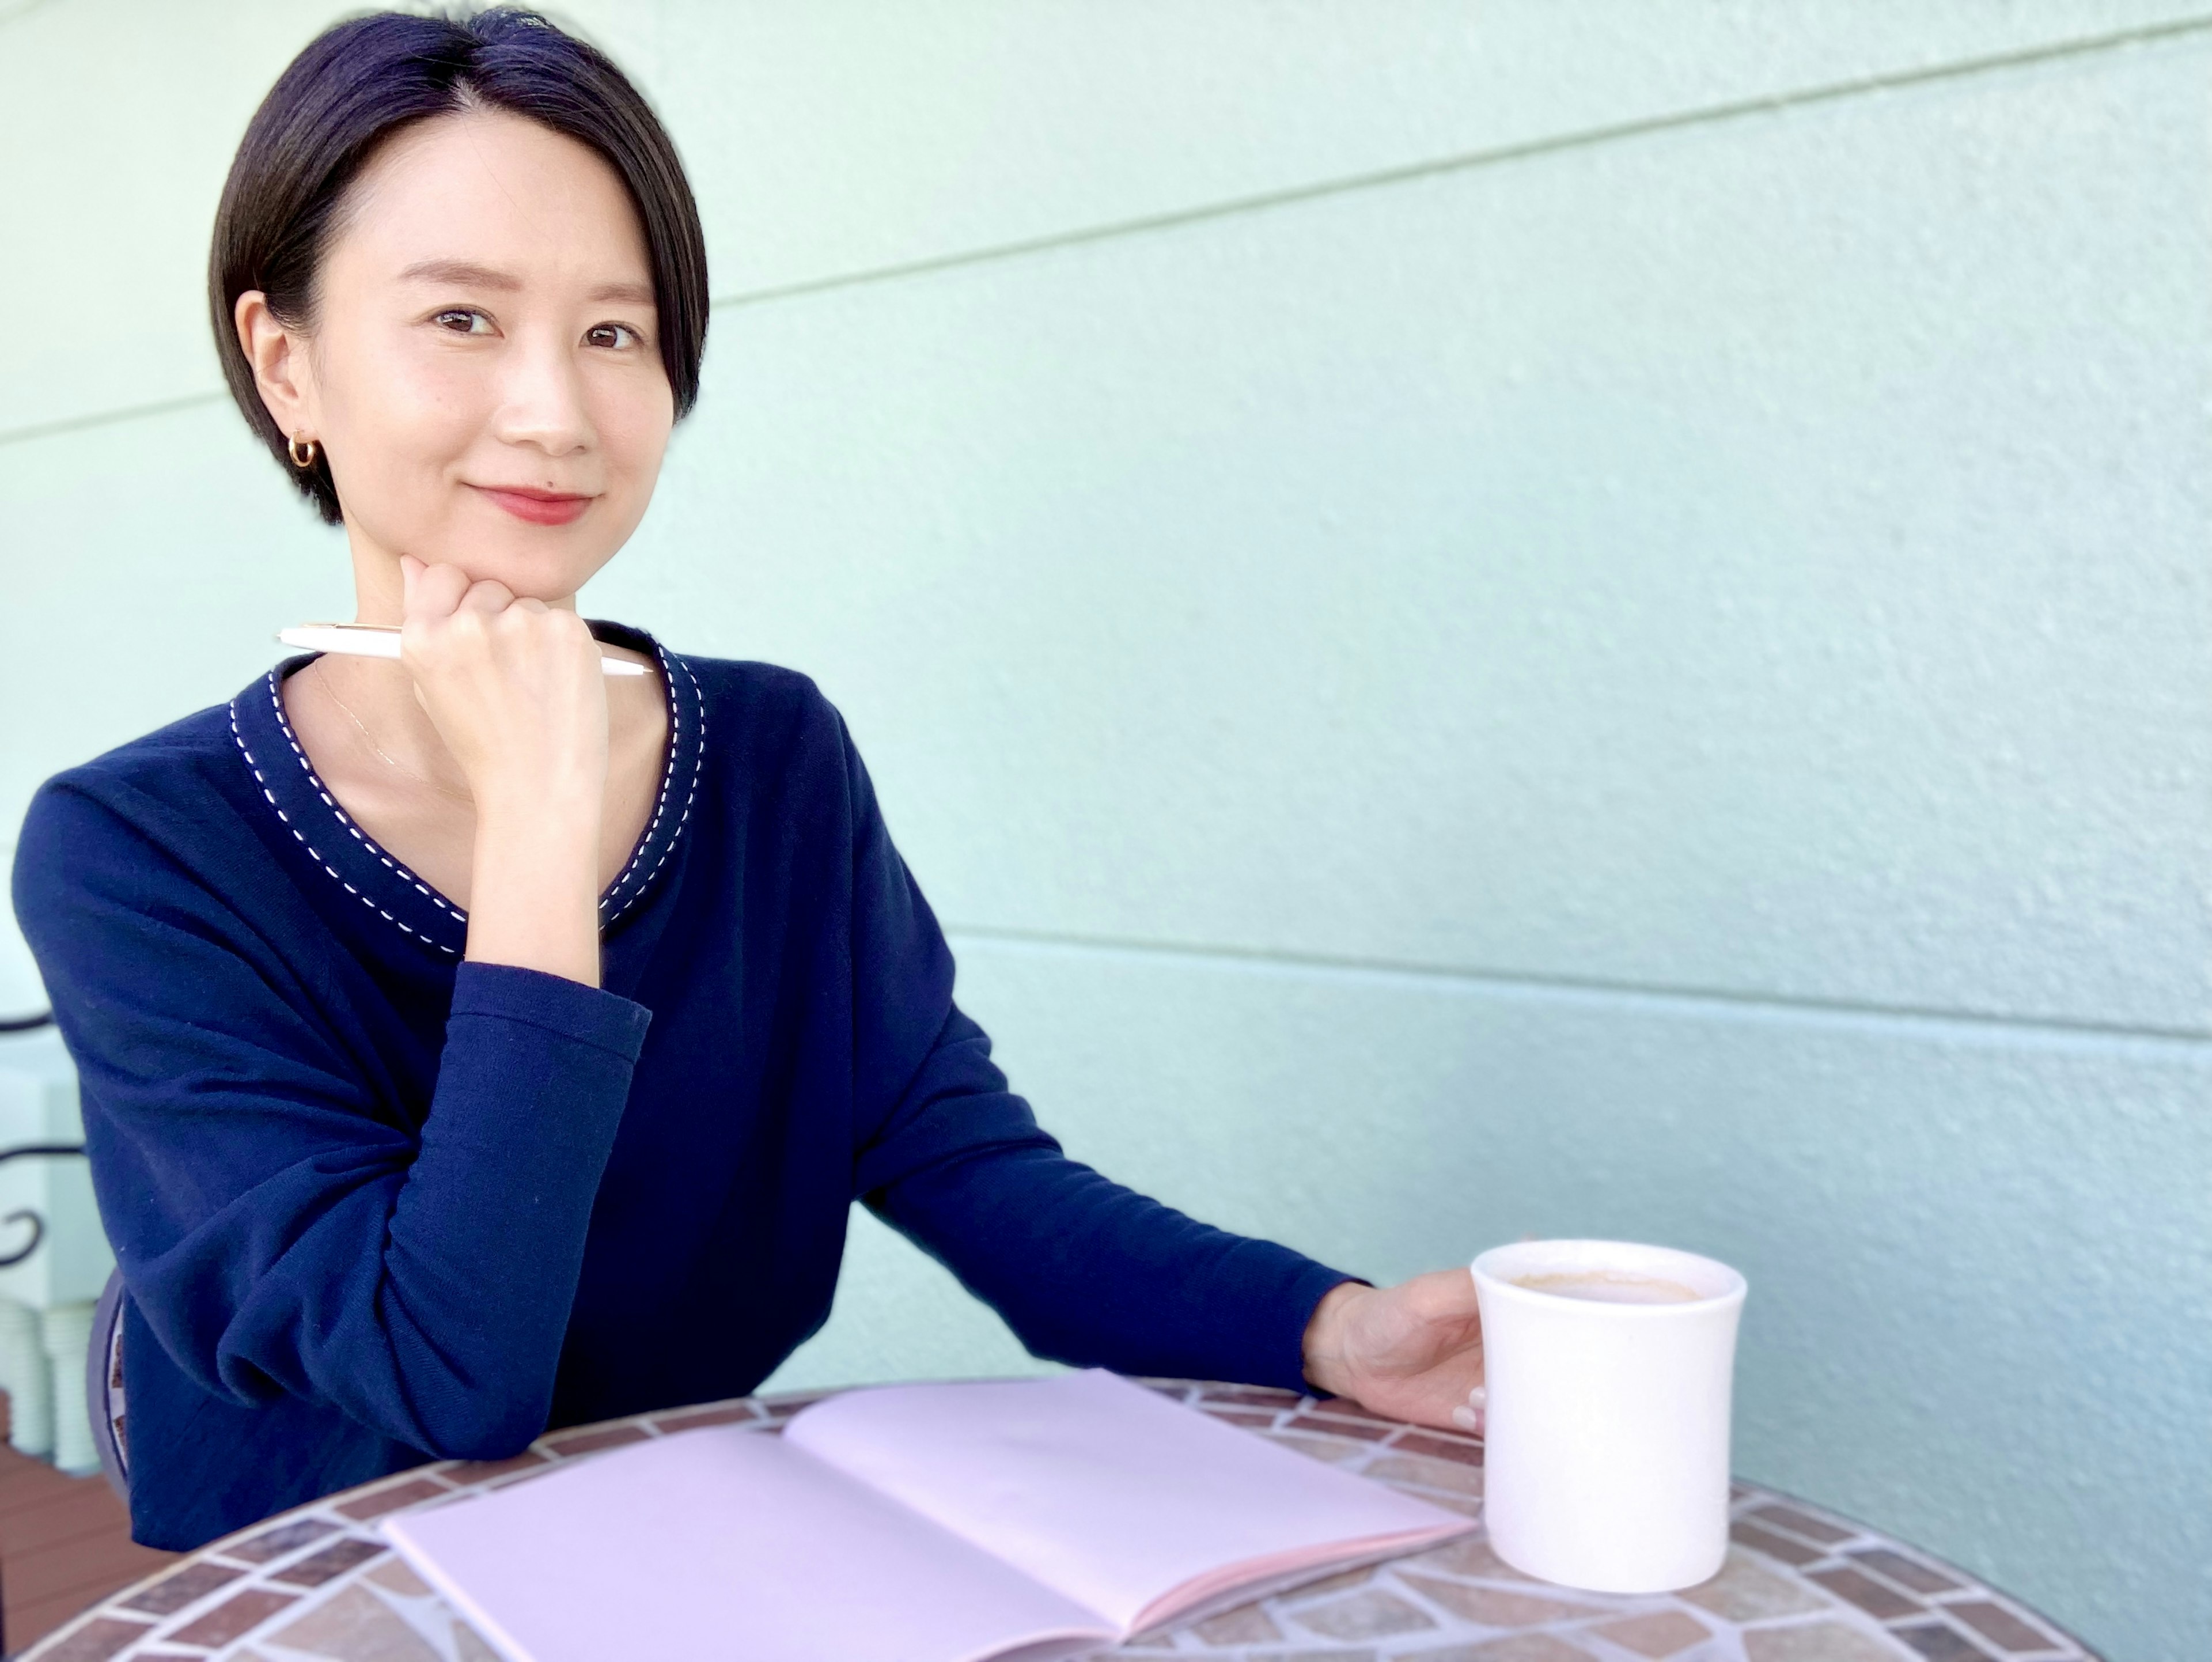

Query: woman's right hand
[
  {"left": 1301, "top": 1269, "right": 1487, "bottom": 1434},
  {"left": 399, "top": 553, "right": 609, "bottom": 985},
  {"left": 397, "top": 554, "right": 611, "bottom": 815}
]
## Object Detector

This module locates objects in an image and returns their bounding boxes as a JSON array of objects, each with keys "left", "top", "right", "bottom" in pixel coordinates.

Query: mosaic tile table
[{"left": 22, "top": 1378, "right": 2100, "bottom": 1662}]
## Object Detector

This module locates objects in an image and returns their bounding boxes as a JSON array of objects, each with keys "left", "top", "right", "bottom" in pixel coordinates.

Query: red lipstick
[{"left": 472, "top": 484, "right": 594, "bottom": 526}]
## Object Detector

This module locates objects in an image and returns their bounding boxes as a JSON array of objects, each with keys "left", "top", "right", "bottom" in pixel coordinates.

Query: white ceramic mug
[{"left": 1469, "top": 1239, "right": 1747, "bottom": 1593}]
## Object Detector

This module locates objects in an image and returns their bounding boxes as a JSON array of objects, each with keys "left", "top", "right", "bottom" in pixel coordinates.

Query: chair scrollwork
[{"left": 0, "top": 1142, "right": 90, "bottom": 1268}]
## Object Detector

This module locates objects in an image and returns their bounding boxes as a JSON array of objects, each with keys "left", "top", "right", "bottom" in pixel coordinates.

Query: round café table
[{"left": 23, "top": 1378, "right": 2100, "bottom": 1662}]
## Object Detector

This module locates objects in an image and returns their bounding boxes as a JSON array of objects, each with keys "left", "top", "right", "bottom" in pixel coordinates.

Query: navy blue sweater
[{"left": 12, "top": 624, "right": 1356, "bottom": 1550}]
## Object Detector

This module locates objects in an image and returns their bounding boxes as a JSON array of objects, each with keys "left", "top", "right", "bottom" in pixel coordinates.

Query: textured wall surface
[{"left": 2, "top": 6, "right": 2206, "bottom": 1658}]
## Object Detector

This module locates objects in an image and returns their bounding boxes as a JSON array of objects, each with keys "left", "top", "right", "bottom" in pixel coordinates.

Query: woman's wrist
[
  {"left": 464, "top": 798, "right": 603, "bottom": 986},
  {"left": 1301, "top": 1279, "right": 1369, "bottom": 1398},
  {"left": 469, "top": 760, "right": 604, "bottom": 823}
]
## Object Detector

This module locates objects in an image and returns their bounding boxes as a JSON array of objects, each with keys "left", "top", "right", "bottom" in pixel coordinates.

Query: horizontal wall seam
[
  {"left": 0, "top": 390, "right": 224, "bottom": 450},
  {"left": 8, "top": 12, "right": 2211, "bottom": 450},
  {"left": 942, "top": 923, "right": 2212, "bottom": 1053},
  {"left": 704, "top": 11, "right": 2212, "bottom": 316}
]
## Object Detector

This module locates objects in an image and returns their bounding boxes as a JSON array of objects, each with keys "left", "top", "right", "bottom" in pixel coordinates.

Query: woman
[{"left": 11, "top": 8, "right": 1484, "bottom": 1551}]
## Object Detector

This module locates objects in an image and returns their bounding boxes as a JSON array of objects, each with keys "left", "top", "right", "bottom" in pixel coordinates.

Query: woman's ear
[{"left": 234, "top": 290, "right": 316, "bottom": 442}]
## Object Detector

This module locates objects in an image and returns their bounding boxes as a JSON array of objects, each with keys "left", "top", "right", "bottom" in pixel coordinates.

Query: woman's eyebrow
[
  {"left": 399, "top": 258, "right": 521, "bottom": 290},
  {"left": 395, "top": 260, "right": 652, "bottom": 306}
]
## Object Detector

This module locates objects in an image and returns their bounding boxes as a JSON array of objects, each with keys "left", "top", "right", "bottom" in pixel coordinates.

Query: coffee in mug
[
  {"left": 1472, "top": 1239, "right": 1747, "bottom": 1593},
  {"left": 1508, "top": 1270, "right": 1700, "bottom": 1305}
]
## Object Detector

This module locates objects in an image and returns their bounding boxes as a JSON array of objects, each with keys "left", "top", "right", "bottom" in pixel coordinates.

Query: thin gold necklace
[{"left": 315, "top": 662, "right": 474, "bottom": 805}]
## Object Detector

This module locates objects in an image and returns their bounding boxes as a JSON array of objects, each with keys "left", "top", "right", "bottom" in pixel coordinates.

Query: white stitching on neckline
[
  {"left": 230, "top": 692, "right": 463, "bottom": 957},
  {"left": 597, "top": 641, "right": 681, "bottom": 911},
  {"left": 266, "top": 672, "right": 464, "bottom": 922},
  {"left": 238, "top": 638, "right": 702, "bottom": 953},
  {"left": 600, "top": 646, "right": 704, "bottom": 929}
]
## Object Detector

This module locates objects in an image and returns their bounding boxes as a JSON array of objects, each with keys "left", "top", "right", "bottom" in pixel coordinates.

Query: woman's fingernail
[
  {"left": 1467, "top": 1385, "right": 1487, "bottom": 1406},
  {"left": 1450, "top": 1404, "right": 1480, "bottom": 1431}
]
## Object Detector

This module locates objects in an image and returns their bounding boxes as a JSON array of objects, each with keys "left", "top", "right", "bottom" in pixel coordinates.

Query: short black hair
[{"left": 209, "top": 7, "right": 709, "bottom": 525}]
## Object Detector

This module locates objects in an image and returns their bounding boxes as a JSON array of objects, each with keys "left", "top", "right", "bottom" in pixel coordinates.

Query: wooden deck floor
[{"left": 0, "top": 1398, "right": 175, "bottom": 1657}]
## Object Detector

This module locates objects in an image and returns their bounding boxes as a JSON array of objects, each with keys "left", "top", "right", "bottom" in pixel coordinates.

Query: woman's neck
[{"left": 310, "top": 652, "right": 477, "bottom": 800}]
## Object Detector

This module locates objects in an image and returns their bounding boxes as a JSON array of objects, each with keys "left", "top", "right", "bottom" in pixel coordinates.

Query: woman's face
[{"left": 257, "top": 109, "right": 674, "bottom": 600}]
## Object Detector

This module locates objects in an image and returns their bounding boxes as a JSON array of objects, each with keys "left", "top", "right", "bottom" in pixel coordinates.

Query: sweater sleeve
[
  {"left": 10, "top": 778, "right": 650, "bottom": 1461},
  {"left": 835, "top": 721, "right": 1358, "bottom": 1392}
]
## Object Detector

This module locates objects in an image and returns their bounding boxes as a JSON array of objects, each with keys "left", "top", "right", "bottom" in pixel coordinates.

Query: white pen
[{"left": 277, "top": 622, "right": 649, "bottom": 676}]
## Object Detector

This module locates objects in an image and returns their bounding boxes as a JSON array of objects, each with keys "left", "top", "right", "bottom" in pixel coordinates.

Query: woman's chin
[
  {"left": 375, "top": 534, "right": 606, "bottom": 603},
  {"left": 344, "top": 494, "right": 630, "bottom": 601}
]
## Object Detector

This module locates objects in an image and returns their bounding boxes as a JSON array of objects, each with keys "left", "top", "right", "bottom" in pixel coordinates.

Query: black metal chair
[{"left": 0, "top": 1013, "right": 81, "bottom": 1277}]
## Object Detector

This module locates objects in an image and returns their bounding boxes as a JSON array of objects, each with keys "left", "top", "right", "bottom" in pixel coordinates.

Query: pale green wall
[{"left": 3, "top": 6, "right": 2207, "bottom": 1657}]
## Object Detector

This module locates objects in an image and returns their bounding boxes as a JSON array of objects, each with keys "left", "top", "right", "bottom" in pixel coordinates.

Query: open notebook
[{"left": 384, "top": 1368, "right": 1475, "bottom": 1662}]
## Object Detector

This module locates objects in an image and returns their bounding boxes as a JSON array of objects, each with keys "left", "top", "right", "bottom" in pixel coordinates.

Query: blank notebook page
[
  {"left": 784, "top": 1369, "right": 1471, "bottom": 1633},
  {"left": 385, "top": 1426, "right": 1113, "bottom": 1662}
]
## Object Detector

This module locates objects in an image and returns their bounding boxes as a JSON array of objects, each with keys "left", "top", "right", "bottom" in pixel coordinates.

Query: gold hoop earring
[{"left": 288, "top": 436, "right": 318, "bottom": 470}]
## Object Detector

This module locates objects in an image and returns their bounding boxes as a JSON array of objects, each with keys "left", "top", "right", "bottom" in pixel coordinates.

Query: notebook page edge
[
  {"left": 1127, "top": 1518, "right": 1479, "bottom": 1636},
  {"left": 785, "top": 1369, "right": 1469, "bottom": 1632}
]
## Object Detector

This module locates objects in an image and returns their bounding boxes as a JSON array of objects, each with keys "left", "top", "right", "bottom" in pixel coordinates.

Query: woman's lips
[{"left": 472, "top": 484, "right": 594, "bottom": 526}]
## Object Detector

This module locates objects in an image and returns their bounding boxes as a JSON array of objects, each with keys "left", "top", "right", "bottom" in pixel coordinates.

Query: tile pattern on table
[{"left": 17, "top": 1381, "right": 2101, "bottom": 1662}]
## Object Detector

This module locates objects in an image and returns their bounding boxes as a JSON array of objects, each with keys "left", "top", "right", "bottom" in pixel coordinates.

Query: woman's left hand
[{"left": 1300, "top": 1270, "right": 1486, "bottom": 1434}]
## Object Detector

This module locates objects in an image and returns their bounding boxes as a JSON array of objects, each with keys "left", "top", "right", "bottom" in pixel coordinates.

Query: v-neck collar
[{"left": 228, "top": 619, "right": 704, "bottom": 960}]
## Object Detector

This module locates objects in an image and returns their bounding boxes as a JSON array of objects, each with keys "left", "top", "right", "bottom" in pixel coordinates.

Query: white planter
[{"left": 0, "top": 1026, "right": 116, "bottom": 1473}]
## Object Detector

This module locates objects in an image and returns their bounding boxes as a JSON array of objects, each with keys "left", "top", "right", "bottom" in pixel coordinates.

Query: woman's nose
[{"left": 491, "top": 331, "right": 597, "bottom": 458}]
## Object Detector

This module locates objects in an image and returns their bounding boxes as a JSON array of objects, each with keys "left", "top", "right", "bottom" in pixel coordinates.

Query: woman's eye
[
  {"left": 585, "top": 323, "right": 639, "bottom": 350},
  {"left": 431, "top": 308, "right": 493, "bottom": 335}
]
